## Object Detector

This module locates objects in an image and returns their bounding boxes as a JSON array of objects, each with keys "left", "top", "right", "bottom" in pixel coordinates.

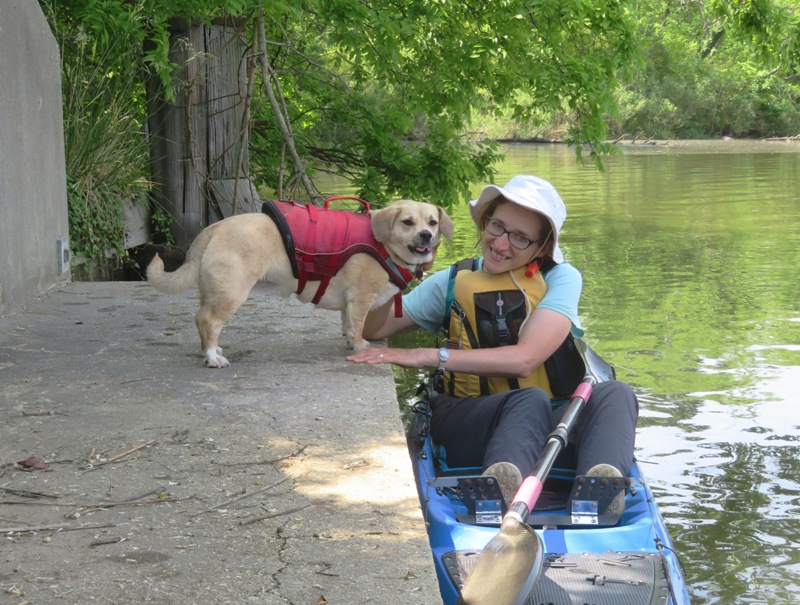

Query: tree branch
[{"left": 256, "top": 9, "right": 319, "bottom": 203}]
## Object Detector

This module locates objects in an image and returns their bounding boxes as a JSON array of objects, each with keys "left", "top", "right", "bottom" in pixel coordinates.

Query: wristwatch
[{"left": 437, "top": 347, "right": 450, "bottom": 372}]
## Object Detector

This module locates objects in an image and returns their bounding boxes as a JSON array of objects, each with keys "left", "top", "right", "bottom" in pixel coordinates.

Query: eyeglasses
[{"left": 483, "top": 217, "right": 542, "bottom": 250}]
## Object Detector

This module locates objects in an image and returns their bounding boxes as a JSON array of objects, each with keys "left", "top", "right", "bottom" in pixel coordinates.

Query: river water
[{"left": 325, "top": 140, "right": 800, "bottom": 604}]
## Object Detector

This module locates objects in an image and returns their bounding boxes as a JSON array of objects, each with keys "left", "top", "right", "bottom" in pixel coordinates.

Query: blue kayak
[{"left": 407, "top": 401, "right": 692, "bottom": 605}]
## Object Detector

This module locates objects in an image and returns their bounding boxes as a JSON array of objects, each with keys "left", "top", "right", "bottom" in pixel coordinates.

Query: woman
[{"left": 347, "top": 175, "right": 638, "bottom": 512}]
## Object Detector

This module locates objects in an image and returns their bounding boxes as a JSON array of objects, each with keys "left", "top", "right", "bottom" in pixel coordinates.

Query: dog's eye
[
  {"left": 428, "top": 220, "right": 438, "bottom": 228},
  {"left": 402, "top": 219, "right": 415, "bottom": 227}
]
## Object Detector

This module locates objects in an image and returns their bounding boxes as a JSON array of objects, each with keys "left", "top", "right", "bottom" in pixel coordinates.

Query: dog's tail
[{"left": 146, "top": 228, "right": 213, "bottom": 294}]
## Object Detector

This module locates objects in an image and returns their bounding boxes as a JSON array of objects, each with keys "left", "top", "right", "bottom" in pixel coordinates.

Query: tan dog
[{"left": 147, "top": 199, "right": 453, "bottom": 368}]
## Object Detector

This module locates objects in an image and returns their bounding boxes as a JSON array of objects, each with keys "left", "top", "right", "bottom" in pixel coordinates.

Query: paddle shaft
[{"left": 507, "top": 378, "right": 594, "bottom": 521}]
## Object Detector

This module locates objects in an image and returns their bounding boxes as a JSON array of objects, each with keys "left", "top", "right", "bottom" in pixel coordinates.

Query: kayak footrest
[
  {"left": 430, "top": 474, "right": 572, "bottom": 525},
  {"left": 429, "top": 475, "right": 507, "bottom": 521},
  {"left": 445, "top": 550, "right": 670, "bottom": 605},
  {"left": 568, "top": 473, "right": 632, "bottom": 526}
]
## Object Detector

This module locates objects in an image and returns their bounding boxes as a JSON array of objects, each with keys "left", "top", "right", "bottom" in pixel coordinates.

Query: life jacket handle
[{"left": 322, "top": 196, "right": 371, "bottom": 212}]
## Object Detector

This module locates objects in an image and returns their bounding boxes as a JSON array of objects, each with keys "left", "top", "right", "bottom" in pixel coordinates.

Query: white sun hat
[{"left": 469, "top": 174, "right": 566, "bottom": 263}]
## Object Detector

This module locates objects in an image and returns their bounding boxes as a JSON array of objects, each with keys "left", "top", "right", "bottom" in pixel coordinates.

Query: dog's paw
[
  {"left": 204, "top": 356, "right": 230, "bottom": 368},
  {"left": 351, "top": 339, "right": 369, "bottom": 352},
  {"left": 204, "top": 348, "right": 230, "bottom": 368}
]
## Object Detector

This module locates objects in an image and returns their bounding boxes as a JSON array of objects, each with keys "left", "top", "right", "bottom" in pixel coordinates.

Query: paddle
[{"left": 456, "top": 338, "right": 608, "bottom": 605}]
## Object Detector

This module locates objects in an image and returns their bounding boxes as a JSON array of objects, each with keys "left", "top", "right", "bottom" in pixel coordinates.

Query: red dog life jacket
[{"left": 261, "top": 199, "right": 418, "bottom": 314}]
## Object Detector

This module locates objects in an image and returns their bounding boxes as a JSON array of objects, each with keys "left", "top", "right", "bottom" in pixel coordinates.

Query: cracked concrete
[{"left": 0, "top": 282, "right": 440, "bottom": 604}]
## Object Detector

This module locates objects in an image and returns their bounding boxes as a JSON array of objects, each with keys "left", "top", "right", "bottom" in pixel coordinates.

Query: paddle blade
[{"left": 456, "top": 516, "right": 544, "bottom": 605}]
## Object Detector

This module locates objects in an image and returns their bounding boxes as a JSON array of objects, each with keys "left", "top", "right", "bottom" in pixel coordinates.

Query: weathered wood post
[{"left": 145, "top": 18, "right": 255, "bottom": 251}]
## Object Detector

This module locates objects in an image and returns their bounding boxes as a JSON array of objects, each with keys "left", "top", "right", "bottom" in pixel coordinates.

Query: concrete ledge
[{"left": 0, "top": 282, "right": 440, "bottom": 604}]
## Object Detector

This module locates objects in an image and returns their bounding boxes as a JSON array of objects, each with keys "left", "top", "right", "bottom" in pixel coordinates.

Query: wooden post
[
  {"left": 145, "top": 18, "right": 254, "bottom": 251},
  {"left": 205, "top": 18, "right": 261, "bottom": 219}
]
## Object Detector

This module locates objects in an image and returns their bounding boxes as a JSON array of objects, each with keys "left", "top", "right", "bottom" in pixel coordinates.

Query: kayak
[{"left": 407, "top": 397, "right": 692, "bottom": 605}]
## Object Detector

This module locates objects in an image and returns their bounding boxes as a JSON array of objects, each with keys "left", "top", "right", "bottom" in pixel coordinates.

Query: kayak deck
[{"left": 445, "top": 551, "right": 670, "bottom": 605}]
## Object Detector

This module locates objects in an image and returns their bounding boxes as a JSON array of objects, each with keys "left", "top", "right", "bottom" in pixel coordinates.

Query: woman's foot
[
  {"left": 585, "top": 463, "right": 625, "bottom": 516},
  {"left": 483, "top": 461, "right": 522, "bottom": 507}
]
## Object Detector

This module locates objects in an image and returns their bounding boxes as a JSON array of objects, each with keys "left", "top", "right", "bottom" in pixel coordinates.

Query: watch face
[{"left": 439, "top": 348, "right": 449, "bottom": 362}]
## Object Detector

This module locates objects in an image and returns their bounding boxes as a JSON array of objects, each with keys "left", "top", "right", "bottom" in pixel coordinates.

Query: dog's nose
[{"left": 418, "top": 230, "right": 433, "bottom": 243}]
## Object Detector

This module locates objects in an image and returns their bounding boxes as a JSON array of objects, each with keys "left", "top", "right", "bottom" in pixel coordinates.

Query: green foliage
[
  {"left": 44, "top": 0, "right": 799, "bottom": 255},
  {"left": 65, "top": 173, "right": 127, "bottom": 263},
  {"left": 150, "top": 206, "right": 175, "bottom": 245},
  {"left": 613, "top": 0, "right": 800, "bottom": 138},
  {"left": 247, "top": 0, "right": 638, "bottom": 206},
  {"left": 43, "top": 1, "right": 150, "bottom": 265}
]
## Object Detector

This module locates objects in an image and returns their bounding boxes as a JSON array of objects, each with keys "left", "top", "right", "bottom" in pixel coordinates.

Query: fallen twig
[
  {"left": 21, "top": 409, "right": 54, "bottom": 416},
  {"left": 191, "top": 477, "right": 289, "bottom": 517},
  {"left": 315, "top": 563, "right": 340, "bottom": 577},
  {"left": 109, "top": 443, "right": 152, "bottom": 463},
  {"left": 107, "top": 440, "right": 157, "bottom": 463},
  {"left": 1, "top": 500, "right": 79, "bottom": 506},
  {"left": 0, "top": 487, "right": 61, "bottom": 499},
  {"left": 64, "top": 494, "right": 186, "bottom": 518},
  {"left": 89, "top": 495, "right": 181, "bottom": 510},
  {"left": 3, "top": 492, "right": 183, "bottom": 511},
  {"left": 123, "top": 487, "right": 168, "bottom": 502},
  {"left": 239, "top": 503, "right": 312, "bottom": 526},
  {"left": 1, "top": 522, "right": 116, "bottom": 534},
  {"left": 84, "top": 440, "right": 156, "bottom": 471},
  {"left": 90, "top": 536, "right": 126, "bottom": 547},
  {"left": 210, "top": 445, "right": 307, "bottom": 467}
]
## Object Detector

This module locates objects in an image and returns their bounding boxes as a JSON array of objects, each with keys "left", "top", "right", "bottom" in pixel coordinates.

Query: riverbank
[{"left": 0, "top": 281, "right": 440, "bottom": 604}]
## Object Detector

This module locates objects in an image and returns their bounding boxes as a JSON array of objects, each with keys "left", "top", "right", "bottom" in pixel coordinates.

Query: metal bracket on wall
[{"left": 57, "top": 236, "right": 70, "bottom": 274}]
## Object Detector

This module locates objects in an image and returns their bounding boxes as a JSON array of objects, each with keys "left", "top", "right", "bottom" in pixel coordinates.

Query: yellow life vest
[{"left": 443, "top": 264, "right": 552, "bottom": 398}]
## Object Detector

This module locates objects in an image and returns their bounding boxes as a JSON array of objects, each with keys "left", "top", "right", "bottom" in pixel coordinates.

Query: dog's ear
[
  {"left": 438, "top": 207, "right": 455, "bottom": 239},
  {"left": 370, "top": 206, "right": 401, "bottom": 243}
]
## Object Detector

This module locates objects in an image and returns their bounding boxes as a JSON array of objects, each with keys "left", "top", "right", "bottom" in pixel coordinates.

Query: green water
[{"left": 326, "top": 140, "right": 800, "bottom": 604}]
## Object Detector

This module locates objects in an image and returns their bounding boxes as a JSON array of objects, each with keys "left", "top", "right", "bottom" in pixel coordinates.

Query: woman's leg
[
  {"left": 566, "top": 380, "right": 639, "bottom": 476},
  {"left": 430, "top": 388, "right": 553, "bottom": 477}
]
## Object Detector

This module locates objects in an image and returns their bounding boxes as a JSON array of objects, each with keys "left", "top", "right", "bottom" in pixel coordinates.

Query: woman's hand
[{"left": 347, "top": 347, "right": 435, "bottom": 370}]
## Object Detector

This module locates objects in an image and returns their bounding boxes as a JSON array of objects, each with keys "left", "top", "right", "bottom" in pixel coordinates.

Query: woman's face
[{"left": 481, "top": 200, "right": 549, "bottom": 275}]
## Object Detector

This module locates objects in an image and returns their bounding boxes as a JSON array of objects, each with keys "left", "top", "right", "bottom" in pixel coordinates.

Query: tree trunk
[{"left": 145, "top": 18, "right": 253, "bottom": 251}]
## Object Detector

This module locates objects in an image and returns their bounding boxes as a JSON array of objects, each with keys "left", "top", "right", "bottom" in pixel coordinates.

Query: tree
[
  {"left": 273, "top": 0, "right": 638, "bottom": 204},
  {"left": 45, "top": 0, "right": 638, "bottom": 214},
  {"left": 613, "top": 0, "right": 800, "bottom": 138},
  {"left": 46, "top": 0, "right": 797, "bottom": 260}
]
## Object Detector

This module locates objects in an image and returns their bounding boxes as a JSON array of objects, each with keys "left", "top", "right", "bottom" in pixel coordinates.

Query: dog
[{"left": 146, "top": 199, "right": 454, "bottom": 368}]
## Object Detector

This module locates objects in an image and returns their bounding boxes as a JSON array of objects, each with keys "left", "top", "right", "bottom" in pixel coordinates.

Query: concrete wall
[{"left": 0, "top": 0, "right": 70, "bottom": 314}]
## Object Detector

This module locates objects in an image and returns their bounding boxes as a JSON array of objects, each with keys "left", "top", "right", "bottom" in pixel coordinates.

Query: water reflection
[{"left": 324, "top": 141, "right": 800, "bottom": 604}]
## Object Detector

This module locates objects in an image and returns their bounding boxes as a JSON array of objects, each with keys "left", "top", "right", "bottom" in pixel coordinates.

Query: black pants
[{"left": 430, "top": 381, "right": 639, "bottom": 477}]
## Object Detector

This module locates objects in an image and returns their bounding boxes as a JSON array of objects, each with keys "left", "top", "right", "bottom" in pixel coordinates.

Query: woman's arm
[
  {"left": 349, "top": 307, "right": 570, "bottom": 374},
  {"left": 350, "top": 262, "right": 581, "bottom": 374},
  {"left": 362, "top": 266, "right": 452, "bottom": 340},
  {"left": 362, "top": 298, "right": 419, "bottom": 340},
  {"left": 444, "top": 307, "right": 571, "bottom": 377}
]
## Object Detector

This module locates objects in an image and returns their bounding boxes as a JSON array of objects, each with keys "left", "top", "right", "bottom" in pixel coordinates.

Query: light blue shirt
[{"left": 403, "top": 260, "right": 584, "bottom": 337}]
